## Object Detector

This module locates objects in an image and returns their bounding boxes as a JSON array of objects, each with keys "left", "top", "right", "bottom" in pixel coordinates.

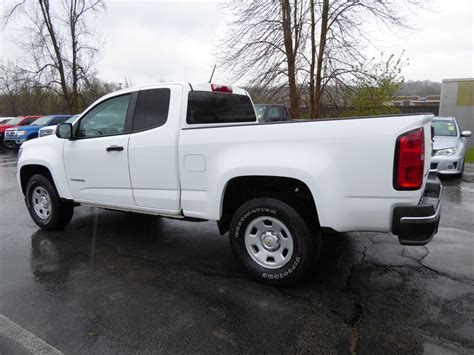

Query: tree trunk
[
  {"left": 38, "top": 0, "right": 72, "bottom": 113},
  {"left": 69, "top": 0, "right": 79, "bottom": 113},
  {"left": 309, "top": 0, "right": 316, "bottom": 119},
  {"left": 281, "top": 0, "right": 299, "bottom": 118},
  {"left": 314, "top": 0, "right": 329, "bottom": 119}
]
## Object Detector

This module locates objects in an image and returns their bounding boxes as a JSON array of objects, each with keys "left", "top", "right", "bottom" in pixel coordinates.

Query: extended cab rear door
[{"left": 127, "top": 84, "right": 182, "bottom": 213}]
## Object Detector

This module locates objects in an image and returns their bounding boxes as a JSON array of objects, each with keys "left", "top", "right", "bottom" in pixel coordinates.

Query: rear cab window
[{"left": 186, "top": 91, "right": 256, "bottom": 125}]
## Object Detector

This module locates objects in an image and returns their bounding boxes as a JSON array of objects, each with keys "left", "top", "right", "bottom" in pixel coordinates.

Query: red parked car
[{"left": 0, "top": 116, "right": 41, "bottom": 145}]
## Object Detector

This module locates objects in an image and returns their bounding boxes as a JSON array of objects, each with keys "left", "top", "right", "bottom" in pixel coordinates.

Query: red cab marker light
[
  {"left": 394, "top": 127, "right": 425, "bottom": 190},
  {"left": 211, "top": 84, "right": 233, "bottom": 93}
]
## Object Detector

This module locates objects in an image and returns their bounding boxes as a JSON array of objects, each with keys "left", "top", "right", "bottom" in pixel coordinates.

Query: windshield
[
  {"left": 432, "top": 120, "right": 457, "bottom": 137},
  {"left": 4, "top": 117, "right": 23, "bottom": 125},
  {"left": 31, "top": 116, "right": 53, "bottom": 126},
  {"left": 65, "top": 115, "right": 78, "bottom": 123}
]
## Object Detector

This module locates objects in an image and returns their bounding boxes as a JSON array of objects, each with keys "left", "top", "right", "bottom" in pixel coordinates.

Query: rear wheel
[
  {"left": 26, "top": 174, "right": 74, "bottom": 230},
  {"left": 229, "top": 197, "right": 320, "bottom": 286}
]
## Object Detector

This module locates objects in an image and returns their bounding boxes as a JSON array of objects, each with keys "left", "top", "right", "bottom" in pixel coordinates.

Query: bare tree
[
  {"left": 220, "top": 0, "right": 425, "bottom": 118},
  {"left": 3, "top": 0, "right": 104, "bottom": 113},
  {"left": 0, "top": 61, "right": 31, "bottom": 115},
  {"left": 308, "top": 0, "right": 424, "bottom": 117},
  {"left": 217, "top": 1, "right": 307, "bottom": 117}
]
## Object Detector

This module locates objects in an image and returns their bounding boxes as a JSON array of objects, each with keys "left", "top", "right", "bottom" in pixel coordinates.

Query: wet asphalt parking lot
[{"left": 0, "top": 148, "right": 473, "bottom": 354}]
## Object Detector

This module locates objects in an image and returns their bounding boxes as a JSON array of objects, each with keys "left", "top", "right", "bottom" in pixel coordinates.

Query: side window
[
  {"left": 21, "top": 118, "right": 37, "bottom": 125},
  {"left": 132, "top": 89, "right": 170, "bottom": 132},
  {"left": 268, "top": 107, "right": 280, "bottom": 119},
  {"left": 79, "top": 94, "right": 131, "bottom": 138},
  {"left": 268, "top": 106, "right": 290, "bottom": 120},
  {"left": 50, "top": 117, "right": 68, "bottom": 125}
]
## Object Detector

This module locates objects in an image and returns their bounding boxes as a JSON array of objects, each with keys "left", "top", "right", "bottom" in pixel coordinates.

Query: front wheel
[
  {"left": 26, "top": 174, "right": 74, "bottom": 230},
  {"left": 229, "top": 197, "right": 320, "bottom": 286}
]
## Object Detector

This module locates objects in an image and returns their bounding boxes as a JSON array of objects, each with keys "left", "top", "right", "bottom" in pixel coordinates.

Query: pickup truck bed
[{"left": 17, "top": 82, "right": 441, "bottom": 285}]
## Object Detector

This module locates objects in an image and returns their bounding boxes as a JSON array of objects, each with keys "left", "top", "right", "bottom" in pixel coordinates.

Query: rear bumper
[{"left": 392, "top": 173, "right": 441, "bottom": 246}]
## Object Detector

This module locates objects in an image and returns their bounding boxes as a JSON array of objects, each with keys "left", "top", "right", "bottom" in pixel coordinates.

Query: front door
[{"left": 64, "top": 93, "right": 135, "bottom": 206}]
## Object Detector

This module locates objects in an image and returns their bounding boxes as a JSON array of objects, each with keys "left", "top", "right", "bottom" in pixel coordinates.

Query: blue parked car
[{"left": 4, "top": 115, "right": 72, "bottom": 149}]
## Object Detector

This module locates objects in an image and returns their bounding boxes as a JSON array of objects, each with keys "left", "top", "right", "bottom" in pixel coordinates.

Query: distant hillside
[{"left": 398, "top": 80, "right": 441, "bottom": 96}]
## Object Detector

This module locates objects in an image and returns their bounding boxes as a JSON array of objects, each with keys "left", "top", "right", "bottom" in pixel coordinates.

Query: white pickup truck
[{"left": 17, "top": 82, "right": 441, "bottom": 285}]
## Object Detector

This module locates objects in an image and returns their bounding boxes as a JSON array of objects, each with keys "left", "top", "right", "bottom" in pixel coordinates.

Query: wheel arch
[
  {"left": 20, "top": 164, "right": 55, "bottom": 195},
  {"left": 217, "top": 175, "right": 320, "bottom": 235}
]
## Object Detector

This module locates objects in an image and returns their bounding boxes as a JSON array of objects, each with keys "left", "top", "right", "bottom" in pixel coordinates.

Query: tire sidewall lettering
[
  {"left": 261, "top": 256, "right": 300, "bottom": 279},
  {"left": 234, "top": 206, "right": 301, "bottom": 280},
  {"left": 234, "top": 207, "right": 277, "bottom": 239}
]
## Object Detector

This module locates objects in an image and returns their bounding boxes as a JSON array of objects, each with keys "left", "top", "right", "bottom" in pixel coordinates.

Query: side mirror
[
  {"left": 56, "top": 123, "right": 73, "bottom": 140},
  {"left": 461, "top": 130, "right": 472, "bottom": 138}
]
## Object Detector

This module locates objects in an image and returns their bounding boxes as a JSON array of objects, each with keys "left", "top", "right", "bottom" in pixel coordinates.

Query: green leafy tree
[{"left": 345, "top": 54, "right": 406, "bottom": 116}]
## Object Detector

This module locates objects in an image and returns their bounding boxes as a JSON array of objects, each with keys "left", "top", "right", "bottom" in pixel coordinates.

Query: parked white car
[
  {"left": 430, "top": 117, "right": 472, "bottom": 177},
  {"left": 0, "top": 117, "right": 18, "bottom": 124},
  {"left": 17, "top": 82, "right": 441, "bottom": 285},
  {"left": 38, "top": 115, "right": 79, "bottom": 138}
]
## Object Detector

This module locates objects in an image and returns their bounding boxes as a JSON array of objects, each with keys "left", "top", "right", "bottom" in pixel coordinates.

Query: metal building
[{"left": 439, "top": 78, "right": 474, "bottom": 147}]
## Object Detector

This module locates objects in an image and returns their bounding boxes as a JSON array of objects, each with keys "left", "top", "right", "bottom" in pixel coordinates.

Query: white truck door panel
[
  {"left": 64, "top": 93, "right": 135, "bottom": 206},
  {"left": 128, "top": 85, "right": 182, "bottom": 212},
  {"left": 64, "top": 135, "right": 133, "bottom": 205}
]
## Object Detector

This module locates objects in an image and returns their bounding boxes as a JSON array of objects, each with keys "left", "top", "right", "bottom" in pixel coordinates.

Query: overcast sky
[{"left": 0, "top": 0, "right": 472, "bottom": 86}]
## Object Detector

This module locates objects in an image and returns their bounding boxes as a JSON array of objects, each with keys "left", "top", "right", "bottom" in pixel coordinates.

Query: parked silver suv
[{"left": 430, "top": 117, "right": 472, "bottom": 177}]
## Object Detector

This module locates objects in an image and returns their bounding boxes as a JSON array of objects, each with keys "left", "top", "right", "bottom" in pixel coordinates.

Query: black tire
[
  {"left": 26, "top": 174, "right": 74, "bottom": 230},
  {"left": 229, "top": 197, "right": 320, "bottom": 286}
]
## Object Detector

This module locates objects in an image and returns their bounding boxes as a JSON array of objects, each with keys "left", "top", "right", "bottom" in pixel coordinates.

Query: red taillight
[
  {"left": 211, "top": 84, "right": 233, "bottom": 93},
  {"left": 394, "top": 127, "right": 425, "bottom": 190}
]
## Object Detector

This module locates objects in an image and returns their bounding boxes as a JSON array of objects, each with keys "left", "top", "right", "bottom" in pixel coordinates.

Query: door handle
[{"left": 106, "top": 145, "right": 124, "bottom": 152}]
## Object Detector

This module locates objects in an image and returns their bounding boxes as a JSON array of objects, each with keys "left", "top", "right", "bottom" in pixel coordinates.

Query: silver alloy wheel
[
  {"left": 244, "top": 216, "right": 294, "bottom": 269},
  {"left": 32, "top": 186, "right": 52, "bottom": 220}
]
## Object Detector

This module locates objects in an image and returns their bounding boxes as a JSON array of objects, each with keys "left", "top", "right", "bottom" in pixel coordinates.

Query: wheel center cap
[
  {"left": 41, "top": 196, "right": 49, "bottom": 208},
  {"left": 261, "top": 231, "right": 280, "bottom": 251}
]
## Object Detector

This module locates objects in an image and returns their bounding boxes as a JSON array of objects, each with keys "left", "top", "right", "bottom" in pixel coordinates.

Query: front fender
[{"left": 18, "top": 137, "right": 71, "bottom": 199}]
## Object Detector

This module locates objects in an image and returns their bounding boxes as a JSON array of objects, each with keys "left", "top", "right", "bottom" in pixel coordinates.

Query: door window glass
[
  {"left": 79, "top": 94, "right": 131, "bottom": 138},
  {"left": 21, "top": 117, "right": 37, "bottom": 125},
  {"left": 132, "top": 89, "right": 170, "bottom": 132},
  {"left": 50, "top": 116, "right": 70, "bottom": 125}
]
